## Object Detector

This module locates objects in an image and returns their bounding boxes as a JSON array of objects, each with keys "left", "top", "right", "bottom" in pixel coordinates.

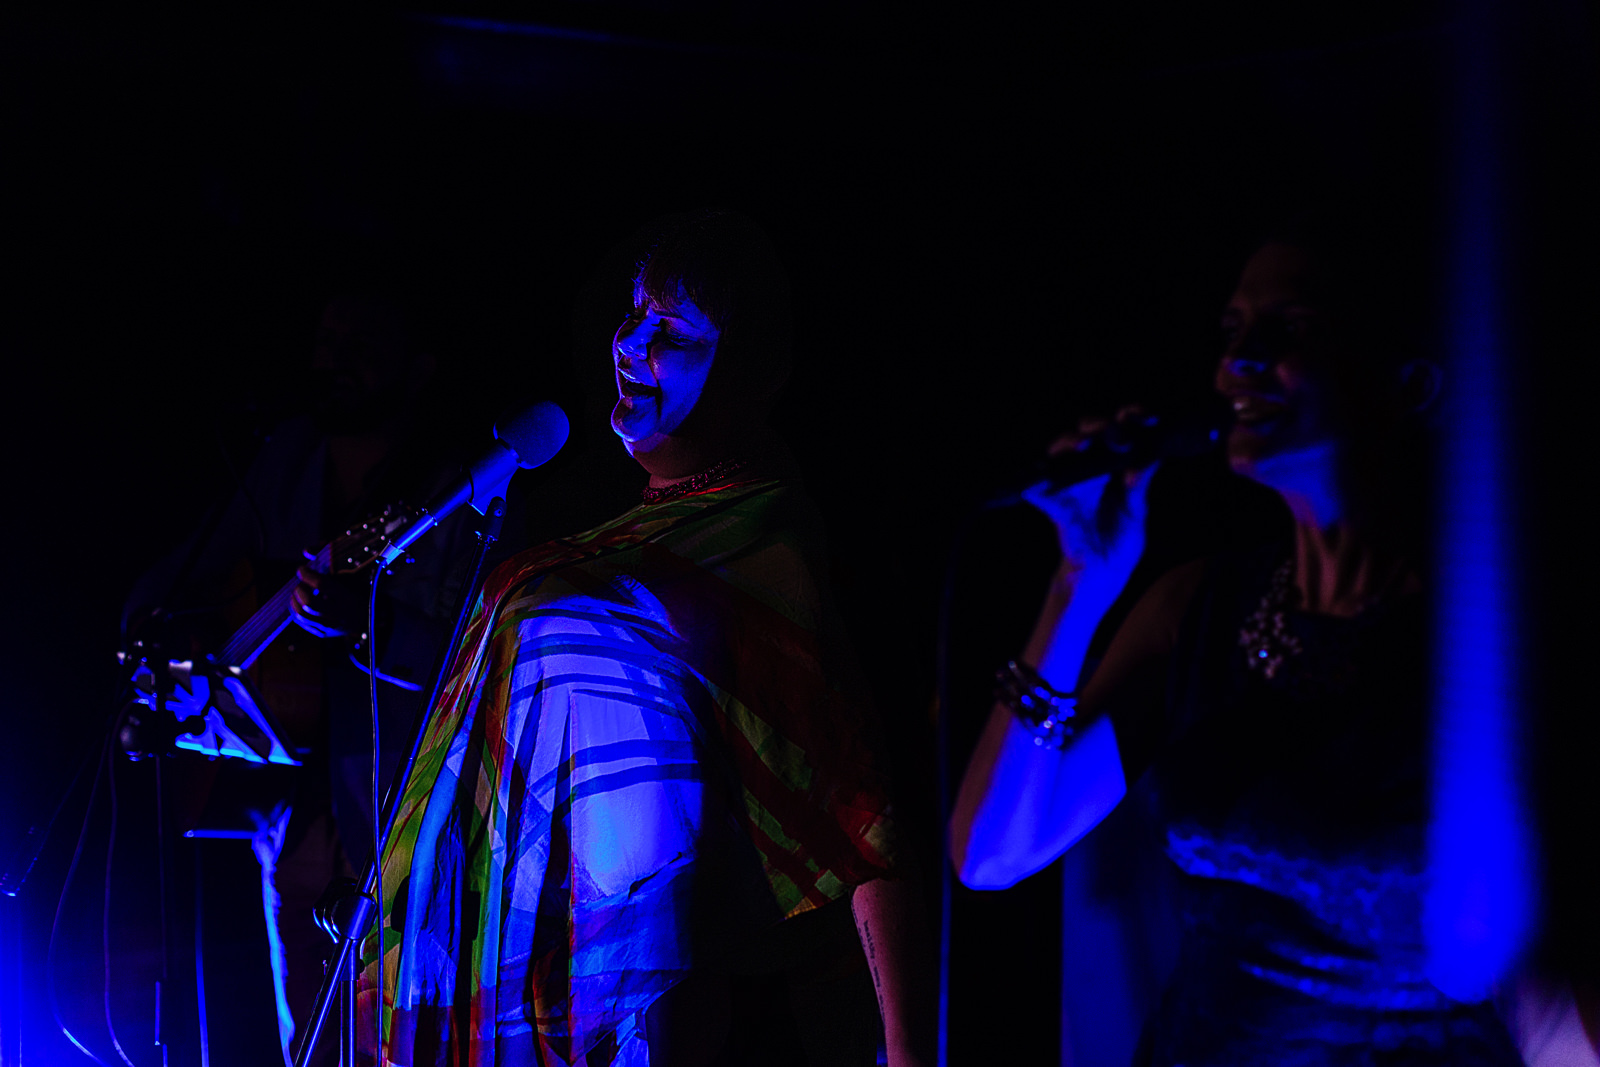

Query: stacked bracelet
[{"left": 995, "top": 660, "right": 1076, "bottom": 750}]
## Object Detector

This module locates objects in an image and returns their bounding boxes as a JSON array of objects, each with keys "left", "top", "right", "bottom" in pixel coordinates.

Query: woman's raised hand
[{"left": 1020, "top": 408, "right": 1157, "bottom": 585}]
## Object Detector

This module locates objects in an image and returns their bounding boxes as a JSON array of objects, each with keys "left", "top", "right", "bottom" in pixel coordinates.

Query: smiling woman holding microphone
[{"left": 951, "top": 224, "right": 1527, "bottom": 1065}]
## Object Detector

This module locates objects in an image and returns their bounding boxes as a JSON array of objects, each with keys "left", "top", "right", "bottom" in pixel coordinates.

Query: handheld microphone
[
  {"left": 378, "top": 401, "right": 570, "bottom": 565},
  {"left": 986, "top": 397, "right": 1234, "bottom": 509}
]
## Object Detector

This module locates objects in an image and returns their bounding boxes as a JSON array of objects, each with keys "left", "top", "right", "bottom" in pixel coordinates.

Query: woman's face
[
  {"left": 610, "top": 294, "right": 720, "bottom": 450},
  {"left": 1214, "top": 242, "right": 1358, "bottom": 469}
]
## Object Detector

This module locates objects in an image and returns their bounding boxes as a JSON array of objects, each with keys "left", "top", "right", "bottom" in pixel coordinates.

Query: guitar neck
[{"left": 217, "top": 544, "right": 332, "bottom": 670}]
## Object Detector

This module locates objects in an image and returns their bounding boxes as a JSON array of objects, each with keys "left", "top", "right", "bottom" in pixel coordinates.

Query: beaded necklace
[
  {"left": 639, "top": 457, "right": 750, "bottom": 505},
  {"left": 1239, "top": 556, "right": 1304, "bottom": 679}
]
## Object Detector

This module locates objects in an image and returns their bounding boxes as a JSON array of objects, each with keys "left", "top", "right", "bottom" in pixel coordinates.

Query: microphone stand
[{"left": 292, "top": 496, "right": 506, "bottom": 1067}]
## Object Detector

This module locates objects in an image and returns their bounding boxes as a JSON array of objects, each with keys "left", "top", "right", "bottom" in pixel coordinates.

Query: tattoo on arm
[{"left": 861, "top": 917, "right": 885, "bottom": 999}]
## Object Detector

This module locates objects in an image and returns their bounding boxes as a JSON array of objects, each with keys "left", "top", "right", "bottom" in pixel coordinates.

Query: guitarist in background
[{"left": 125, "top": 291, "right": 478, "bottom": 1064}]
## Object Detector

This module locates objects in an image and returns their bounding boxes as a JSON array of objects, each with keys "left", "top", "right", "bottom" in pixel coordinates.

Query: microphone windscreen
[{"left": 494, "top": 401, "right": 570, "bottom": 469}]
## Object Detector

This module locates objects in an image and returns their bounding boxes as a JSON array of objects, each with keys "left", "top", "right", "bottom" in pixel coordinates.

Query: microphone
[
  {"left": 377, "top": 401, "right": 570, "bottom": 565},
  {"left": 986, "top": 397, "right": 1234, "bottom": 508}
]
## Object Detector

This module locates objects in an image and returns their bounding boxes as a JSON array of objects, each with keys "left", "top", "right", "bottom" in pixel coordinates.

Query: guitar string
[
  {"left": 219, "top": 577, "right": 296, "bottom": 667},
  {"left": 220, "top": 540, "right": 337, "bottom": 668},
  {"left": 215, "top": 520, "right": 403, "bottom": 671}
]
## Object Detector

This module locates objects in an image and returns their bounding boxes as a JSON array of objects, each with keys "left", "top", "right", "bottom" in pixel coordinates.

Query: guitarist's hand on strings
[{"left": 289, "top": 565, "right": 368, "bottom": 640}]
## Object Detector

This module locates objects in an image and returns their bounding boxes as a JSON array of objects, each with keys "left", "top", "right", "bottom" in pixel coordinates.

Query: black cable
[
  {"left": 293, "top": 499, "right": 504, "bottom": 1066},
  {"left": 0, "top": 683, "right": 131, "bottom": 900},
  {"left": 192, "top": 840, "right": 210, "bottom": 1067},
  {"left": 935, "top": 493, "right": 1033, "bottom": 1065},
  {"left": 153, "top": 758, "right": 170, "bottom": 1063},
  {"left": 367, "top": 563, "right": 384, "bottom": 1051},
  {"left": 933, "top": 511, "right": 981, "bottom": 1067},
  {"left": 102, "top": 748, "right": 136, "bottom": 1067},
  {"left": 46, "top": 731, "right": 115, "bottom": 1067}
]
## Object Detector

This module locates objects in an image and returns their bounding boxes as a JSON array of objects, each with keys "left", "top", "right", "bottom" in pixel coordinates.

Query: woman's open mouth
[
  {"left": 618, "top": 376, "right": 660, "bottom": 400},
  {"left": 1230, "top": 393, "right": 1288, "bottom": 427}
]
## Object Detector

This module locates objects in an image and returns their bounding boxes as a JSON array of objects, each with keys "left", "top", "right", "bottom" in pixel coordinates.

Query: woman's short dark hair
[{"left": 632, "top": 210, "right": 794, "bottom": 403}]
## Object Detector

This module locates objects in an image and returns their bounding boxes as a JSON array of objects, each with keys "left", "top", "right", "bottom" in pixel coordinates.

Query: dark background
[{"left": 2, "top": 3, "right": 1596, "bottom": 1064}]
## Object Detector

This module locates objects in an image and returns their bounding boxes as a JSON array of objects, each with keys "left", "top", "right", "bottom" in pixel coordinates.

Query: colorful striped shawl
[{"left": 359, "top": 477, "right": 897, "bottom": 1065}]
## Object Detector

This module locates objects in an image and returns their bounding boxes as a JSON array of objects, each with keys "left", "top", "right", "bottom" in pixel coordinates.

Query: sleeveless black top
[{"left": 1138, "top": 547, "right": 1521, "bottom": 1066}]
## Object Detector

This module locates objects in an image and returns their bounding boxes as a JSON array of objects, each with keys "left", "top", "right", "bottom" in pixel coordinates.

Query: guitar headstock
[{"left": 328, "top": 503, "right": 424, "bottom": 575}]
